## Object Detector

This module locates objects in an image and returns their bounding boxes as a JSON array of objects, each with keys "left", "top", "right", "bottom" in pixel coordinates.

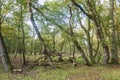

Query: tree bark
[
  {"left": 71, "top": 0, "right": 110, "bottom": 65},
  {"left": 0, "top": 0, "right": 13, "bottom": 72},
  {"left": 109, "top": 0, "right": 118, "bottom": 64},
  {"left": 0, "top": 32, "right": 13, "bottom": 72},
  {"left": 68, "top": 5, "right": 91, "bottom": 65},
  {"left": 27, "top": 0, "right": 55, "bottom": 68},
  {"left": 78, "top": 17, "right": 95, "bottom": 63},
  {"left": 52, "top": 35, "right": 56, "bottom": 53},
  {"left": 21, "top": 0, "right": 26, "bottom": 66}
]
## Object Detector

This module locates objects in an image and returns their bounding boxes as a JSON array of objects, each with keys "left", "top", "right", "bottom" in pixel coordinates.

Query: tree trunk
[
  {"left": 68, "top": 5, "right": 91, "bottom": 65},
  {"left": 32, "top": 3, "right": 91, "bottom": 65},
  {"left": 0, "top": 32, "right": 13, "bottom": 72},
  {"left": 69, "top": 40, "right": 72, "bottom": 56},
  {"left": 52, "top": 35, "right": 56, "bottom": 53},
  {"left": 0, "top": 0, "right": 13, "bottom": 72},
  {"left": 21, "top": 0, "right": 26, "bottom": 66},
  {"left": 93, "top": 17, "right": 110, "bottom": 65},
  {"left": 109, "top": 0, "right": 118, "bottom": 64},
  {"left": 71, "top": 0, "right": 110, "bottom": 65},
  {"left": 74, "top": 40, "right": 91, "bottom": 65},
  {"left": 22, "top": 26, "right": 26, "bottom": 65},
  {"left": 78, "top": 17, "right": 95, "bottom": 64},
  {"left": 27, "top": 0, "right": 55, "bottom": 68},
  {"left": 72, "top": 43, "right": 75, "bottom": 59},
  {"left": 72, "top": 43, "right": 77, "bottom": 66}
]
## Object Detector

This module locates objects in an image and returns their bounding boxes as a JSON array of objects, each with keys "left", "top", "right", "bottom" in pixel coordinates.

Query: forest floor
[{"left": 0, "top": 55, "right": 120, "bottom": 80}]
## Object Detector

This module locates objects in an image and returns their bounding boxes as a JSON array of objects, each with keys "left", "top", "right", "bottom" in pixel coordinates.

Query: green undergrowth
[
  {"left": 1, "top": 55, "right": 120, "bottom": 80},
  {"left": 0, "top": 64, "right": 120, "bottom": 80}
]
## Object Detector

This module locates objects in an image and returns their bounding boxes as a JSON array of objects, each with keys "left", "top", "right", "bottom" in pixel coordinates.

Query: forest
[{"left": 1, "top": 0, "right": 120, "bottom": 80}]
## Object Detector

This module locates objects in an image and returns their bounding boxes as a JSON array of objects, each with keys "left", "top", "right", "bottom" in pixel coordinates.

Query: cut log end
[{"left": 11, "top": 69, "right": 23, "bottom": 74}]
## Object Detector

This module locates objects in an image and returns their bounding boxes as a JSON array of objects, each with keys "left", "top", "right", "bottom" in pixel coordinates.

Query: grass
[
  {"left": 1, "top": 64, "right": 120, "bottom": 80},
  {"left": 1, "top": 55, "right": 120, "bottom": 80}
]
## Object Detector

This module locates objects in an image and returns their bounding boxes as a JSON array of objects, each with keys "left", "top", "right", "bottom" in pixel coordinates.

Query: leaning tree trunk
[
  {"left": 0, "top": 0, "right": 13, "bottom": 72},
  {"left": 0, "top": 32, "right": 13, "bottom": 72},
  {"left": 27, "top": 0, "right": 55, "bottom": 68},
  {"left": 109, "top": 0, "right": 118, "bottom": 64},
  {"left": 32, "top": 4, "right": 91, "bottom": 66},
  {"left": 68, "top": 5, "right": 91, "bottom": 65},
  {"left": 71, "top": 0, "right": 110, "bottom": 65},
  {"left": 78, "top": 16, "right": 95, "bottom": 64}
]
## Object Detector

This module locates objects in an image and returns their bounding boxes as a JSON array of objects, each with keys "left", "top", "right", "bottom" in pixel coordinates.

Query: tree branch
[
  {"left": 71, "top": 0, "right": 93, "bottom": 19},
  {"left": 31, "top": 4, "right": 71, "bottom": 35}
]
